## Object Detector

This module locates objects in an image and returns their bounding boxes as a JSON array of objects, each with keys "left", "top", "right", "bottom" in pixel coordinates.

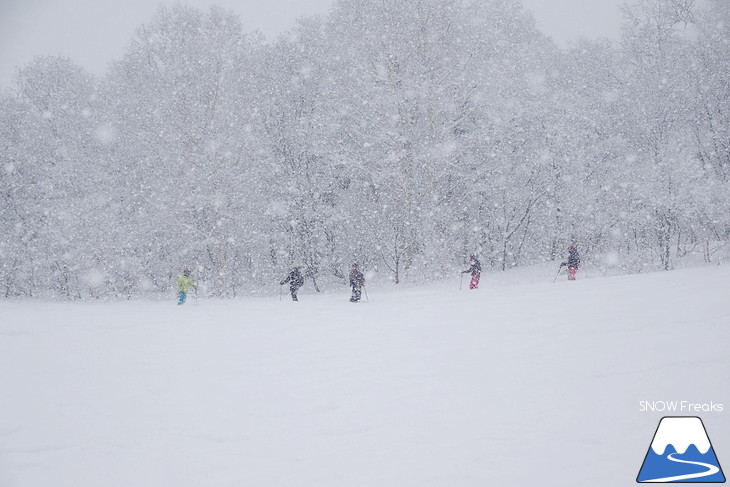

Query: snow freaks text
[{"left": 639, "top": 401, "right": 724, "bottom": 413}]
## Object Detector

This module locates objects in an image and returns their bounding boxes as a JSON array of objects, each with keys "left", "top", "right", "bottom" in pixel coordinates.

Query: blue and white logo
[{"left": 637, "top": 416, "right": 725, "bottom": 483}]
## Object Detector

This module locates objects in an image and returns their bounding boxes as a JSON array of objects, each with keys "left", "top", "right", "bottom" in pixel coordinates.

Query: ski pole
[
  {"left": 459, "top": 272, "right": 464, "bottom": 291},
  {"left": 363, "top": 285, "right": 369, "bottom": 302},
  {"left": 553, "top": 263, "right": 565, "bottom": 283}
]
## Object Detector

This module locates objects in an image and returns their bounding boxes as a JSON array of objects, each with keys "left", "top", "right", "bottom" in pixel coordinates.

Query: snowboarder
[
  {"left": 176, "top": 268, "right": 195, "bottom": 305},
  {"left": 461, "top": 254, "right": 481, "bottom": 290},
  {"left": 562, "top": 244, "right": 581, "bottom": 281},
  {"left": 349, "top": 263, "right": 365, "bottom": 302},
  {"left": 280, "top": 266, "right": 304, "bottom": 301}
]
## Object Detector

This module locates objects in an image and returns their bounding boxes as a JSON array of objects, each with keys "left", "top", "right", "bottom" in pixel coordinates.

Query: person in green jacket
[{"left": 177, "top": 268, "right": 195, "bottom": 305}]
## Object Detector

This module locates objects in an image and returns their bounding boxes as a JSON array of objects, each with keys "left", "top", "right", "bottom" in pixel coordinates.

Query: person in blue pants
[{"left": 177, "top": 268, "right": 195, "bottom": 305}]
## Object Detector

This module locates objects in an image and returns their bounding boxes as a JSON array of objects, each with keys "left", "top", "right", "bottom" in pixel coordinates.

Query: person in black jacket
[
  {"left": 461, "top": 254, "right": 482, "bottom": 290},
  {"left": 562, "top": 244, "right": 580, "bottom": 281},
  {"left": 349, "top": 263, "right": 365, "bottom": 302},
  {"left": 280, "top": 266, "right": 304, "bottom": 301}
]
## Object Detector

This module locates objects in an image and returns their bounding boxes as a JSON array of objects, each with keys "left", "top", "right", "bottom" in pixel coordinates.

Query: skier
[
  {"left": 176, "top": 268, "right": 195, "bottom": 305},
  {"left": 349, "top": 263, "right": 365, "bottom": 302},
  {"left": 461, "top": 254, "right": 481, "bottom": 290},
  {"left": 562, "top": 244, "right": 581, "bottom": 281},
  {"left": 280, "top": 266, "right": 304, "bottom": 301}
]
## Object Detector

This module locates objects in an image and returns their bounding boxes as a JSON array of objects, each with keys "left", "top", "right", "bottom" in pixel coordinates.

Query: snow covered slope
[{"left": 1, "top": 265, "right": 728, "bottom": 486}]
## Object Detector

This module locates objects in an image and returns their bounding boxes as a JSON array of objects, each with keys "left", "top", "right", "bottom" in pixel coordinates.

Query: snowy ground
[{"left": 1, "top": 264, "right": 728, "bottom": 486}]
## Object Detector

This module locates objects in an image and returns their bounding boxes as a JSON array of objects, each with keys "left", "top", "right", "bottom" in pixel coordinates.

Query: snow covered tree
[
  {"left": 256, "top": 17, "right": 347, "bottom": 290},
  {"left": 684, "top": 0, "right": 730, "bottom": 261},
  {"left": 2, "top": 0, "right": 730, "bottom": 299},
  {"left": 619, "top": 0, "right": 700, "bottom": 270},
  {"left": 100, "top": 5, "right": 263, "bottom": 296},
  {"left": 0, "top": 57, "right": 97, "bottom": 297}
]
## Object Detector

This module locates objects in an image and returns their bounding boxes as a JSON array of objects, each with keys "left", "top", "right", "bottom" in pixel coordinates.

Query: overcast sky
[{"left": 0, "top": 0, "right": 623, "bottom": 88}]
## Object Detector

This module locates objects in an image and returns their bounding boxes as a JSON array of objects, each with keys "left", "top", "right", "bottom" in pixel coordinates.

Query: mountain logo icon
[{"left": 637, "top": 416, "right": 725, "bottom": 483}]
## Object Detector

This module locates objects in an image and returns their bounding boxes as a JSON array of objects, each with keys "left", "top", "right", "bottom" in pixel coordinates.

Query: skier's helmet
[
  {"left": 568, "top": 244, "right": 575, "bottom": 250},
  {"left": 183, "top": 268, "right": 191, "bottom": 277}
]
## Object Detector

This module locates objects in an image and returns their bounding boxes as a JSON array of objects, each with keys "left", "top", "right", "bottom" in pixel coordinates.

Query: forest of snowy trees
[{"left": 1, "top": 0, "right": 729, "bottom": 298}]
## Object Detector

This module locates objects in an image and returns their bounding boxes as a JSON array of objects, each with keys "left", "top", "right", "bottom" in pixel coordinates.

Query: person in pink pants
[
  {"left": 563, "top": 244, "right": 580, "bottom": 281},
  {"left": 461, "top": 254, "right": 482, "bottom": 289}
]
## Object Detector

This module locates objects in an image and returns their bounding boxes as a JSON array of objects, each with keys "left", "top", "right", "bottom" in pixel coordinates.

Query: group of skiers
[
  {"left": 278, "top": 263, "right": 365, "bottom": 302},
  {"left": 457, "top": 244, "right": 581, "bottom": 291},
  {"left": 176, "top": 245, "right": 581, "bottom": 304},
  {"left": 176, "top": 263, "right": 366, "bottom": 305}
]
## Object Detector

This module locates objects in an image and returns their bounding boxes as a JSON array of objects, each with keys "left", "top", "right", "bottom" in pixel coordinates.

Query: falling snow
[{"left": 0, "top": 0, "right": 729, "bottom": 299}]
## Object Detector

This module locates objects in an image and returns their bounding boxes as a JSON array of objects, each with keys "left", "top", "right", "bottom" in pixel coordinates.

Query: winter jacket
[
  {"left": 566, "top": 248, "right": 580, "bottom": 268},
  {"left": 464, "top": 259, "right": 481, "bottom": 276},
  {"left": 177, "top": 275, "right": 194, "bottom": 292},
  {"left": 281, "top": 269, "right": 304, "bottom": 288},
  {"left": 350, "top": 269, "right": 365, "bottom": 288}
]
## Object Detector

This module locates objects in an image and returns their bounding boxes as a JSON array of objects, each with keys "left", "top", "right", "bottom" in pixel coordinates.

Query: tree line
[{"left": 1, "top": 0, "right": 728, "bottom": 298}]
